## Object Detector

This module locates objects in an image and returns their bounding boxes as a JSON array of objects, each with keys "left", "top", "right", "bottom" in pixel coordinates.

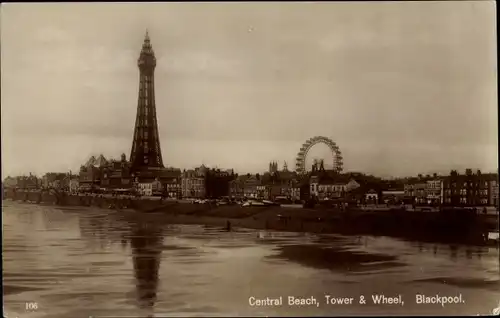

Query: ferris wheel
[{"left": 295, "top": 136, "right": 343, "bottom": 174}]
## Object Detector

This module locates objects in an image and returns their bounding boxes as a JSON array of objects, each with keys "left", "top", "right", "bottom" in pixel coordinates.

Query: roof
[
  {"left": 275, "top": 170, "right": 295, "bottom": 180},
  {"left": 95, "top": 154, "right": 108, "bottom": 167},
  {"left": 159, "top": 168, "right": 181, "bottom": 178},
  {"left": 85, "top": 154, "right": 108, "bottom": 168},
  {"left": 44, "top": 172, "right": 67, "bottom": 182},
  {"left": 445, "top": 172, "right": 498, "bottom": 182},
  {"left": 85, "top": 156, "right": 96, "bottom": 167}
]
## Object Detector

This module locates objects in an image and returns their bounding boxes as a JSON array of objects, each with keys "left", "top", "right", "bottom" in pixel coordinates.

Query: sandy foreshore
[
  {"left": 116, "top": 203, "right": 496, "bottom": 246},
  {"left": 4, "top": 190, "right": 497, "bottom": 246}
]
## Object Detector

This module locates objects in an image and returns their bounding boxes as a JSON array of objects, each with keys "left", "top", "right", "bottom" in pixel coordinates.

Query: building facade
[
  {"left": 381, "top": 190, "right": 405, "bottom": 204},
  {"left": 489, "top": 179, "right": 499, "bottom": 207},
  {"left": 137, "top": 183, "right": 153, "bottom": 196},
  {"left": 22, "top": 175, "right": 42, "bottom": 190},
  {"left": 42, "top": 172, "right": 67, "bottom": 189},
  {"left": 229, "top": 176, "right": 247, "bottom": 198},
  {"left": 426, "top": 179, "right": 443, "bottom": 204},
  {"left": 3, "top": 176, "right": 18, "bottom": 189},
  {"left": 404, "top": 175, "right": 443, "bottom": 205},
  {"left": 205, "top": 168, "right": 235, "bottom": 198},
  {"left": 290, "top": 185, "right": 301, "bottom": 201},
  {"left": 181, "top": 166, "right": 207, "bottom": 198},
  {"left": 365, "top": 189, "right": 379, "bottom": 203},
  {"left": 79, "top": 155, "right": 108, "bottom": 191},
  {"left": 100, "top": 154, "right": 133, "bottom": 190},
  {"left": 163, "top": 178, "right": 181, "bottom": 198},
  {"left": 242, "top": 175, "right": 261, "bottom": 198},
  {"left": 442, "top": 169, "right": 497, "bottom": 206},
  {"left": 309, "top": 173, "right": 360, "bottom": 200},
  {"left": 69, "top": 178, "right": 80, "bottom": 194}
]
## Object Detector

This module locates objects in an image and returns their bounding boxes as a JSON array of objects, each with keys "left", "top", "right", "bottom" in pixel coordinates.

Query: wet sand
[
  {"left": 117, "top": 204, "right": 496, "bottom": 246},
  {"left": 4, "top": 194, "right": 496, "bottom": 246}
]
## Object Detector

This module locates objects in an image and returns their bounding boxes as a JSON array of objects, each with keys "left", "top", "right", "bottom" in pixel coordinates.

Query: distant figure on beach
[{"left": 226, "top": 220, "right": 232, "bottom": 232}]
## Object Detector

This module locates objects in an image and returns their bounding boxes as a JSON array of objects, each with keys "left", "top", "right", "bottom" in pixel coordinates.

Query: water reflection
[
  {"left": 130, "top": 221, "right": 163, "bottom": 314},
  {"left": 77, "top": 210, "right": 164, "bottom": 314},
  {"left": 269, "top": 243, "right": 407, "bottom": 273},
  {"left": 2, "top": 201, "right": 500, "bottom": 317}
]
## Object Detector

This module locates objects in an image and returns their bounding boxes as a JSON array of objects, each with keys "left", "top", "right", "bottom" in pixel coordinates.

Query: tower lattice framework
[{"left": 130, "top": 30, "right": 164, "bottom": 171}]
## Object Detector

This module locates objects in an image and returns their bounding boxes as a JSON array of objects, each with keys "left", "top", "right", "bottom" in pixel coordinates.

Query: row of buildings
[
  {"left": 3, "top": 172, "right": 79, "bottom": 192},
  {"left": 400, "top": 169, "right": 499, "bottom": 207},
  {"left": 3, "top": 157, "right": 499, "bottom": 207}
]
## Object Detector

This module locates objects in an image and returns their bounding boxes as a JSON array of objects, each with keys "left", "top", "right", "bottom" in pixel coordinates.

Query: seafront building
[
  {"left": 442, "top": 169, "right": 498, "bottom": 206},
  {"left": 79, "top": 155, "right": 109, "bottom": 190},
  {"left": 181, "top": 165, "right": 208, "bottom": 198},
  {"left": 3, "top": 174, "right": 42, "bottom": 190},
  {"left": 5, "top": 162, "right": 499, "bottom": 209}
]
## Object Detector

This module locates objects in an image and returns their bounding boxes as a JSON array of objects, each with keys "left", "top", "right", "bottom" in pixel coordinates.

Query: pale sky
[{"left": 1, "top": 2, "right": 498, "bottom": 178}]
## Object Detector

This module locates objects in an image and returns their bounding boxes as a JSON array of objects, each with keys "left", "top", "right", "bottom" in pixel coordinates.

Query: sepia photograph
[{"left": 1, "top": 2, "right": 499, "bottom": 317}]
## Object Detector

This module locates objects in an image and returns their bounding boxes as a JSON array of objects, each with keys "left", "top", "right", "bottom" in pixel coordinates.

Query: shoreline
[
  {"left": 3, "top": 190, "right": 498, "bottom": 247},
  {"left": 143, "top": 206, "right": 499, "bottom": 246}
]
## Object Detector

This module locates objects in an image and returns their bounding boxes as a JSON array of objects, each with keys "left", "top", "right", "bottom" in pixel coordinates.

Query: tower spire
[
  {"left": 130, "top": 31, "right": 164, "bottom": 175},
  {"left": 141, "top": 29, "right": 153, "bottom": 55}
]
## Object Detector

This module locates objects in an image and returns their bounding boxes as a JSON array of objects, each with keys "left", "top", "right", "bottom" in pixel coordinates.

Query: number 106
[{"left": 26, "top": 302, "right": 38, "bottom": 310}]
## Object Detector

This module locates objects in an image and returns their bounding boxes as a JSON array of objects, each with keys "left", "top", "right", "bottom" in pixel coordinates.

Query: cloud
[{"left": 34, "top": 26, "right": 72, "bottom": 44}]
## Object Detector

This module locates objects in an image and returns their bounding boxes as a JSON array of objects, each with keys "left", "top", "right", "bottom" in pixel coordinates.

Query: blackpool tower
[{"left": 130, "top": 30, "right": 165, "bottom": 175}]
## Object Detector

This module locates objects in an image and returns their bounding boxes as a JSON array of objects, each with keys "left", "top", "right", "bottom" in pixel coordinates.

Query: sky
[{"left": 1, "top": 2, "right": 498, "bottom": 178}]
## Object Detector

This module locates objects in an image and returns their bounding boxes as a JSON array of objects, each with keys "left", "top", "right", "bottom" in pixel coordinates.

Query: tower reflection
[{"left": 130, "top": 220, "right": 164, "bottom": 315}]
